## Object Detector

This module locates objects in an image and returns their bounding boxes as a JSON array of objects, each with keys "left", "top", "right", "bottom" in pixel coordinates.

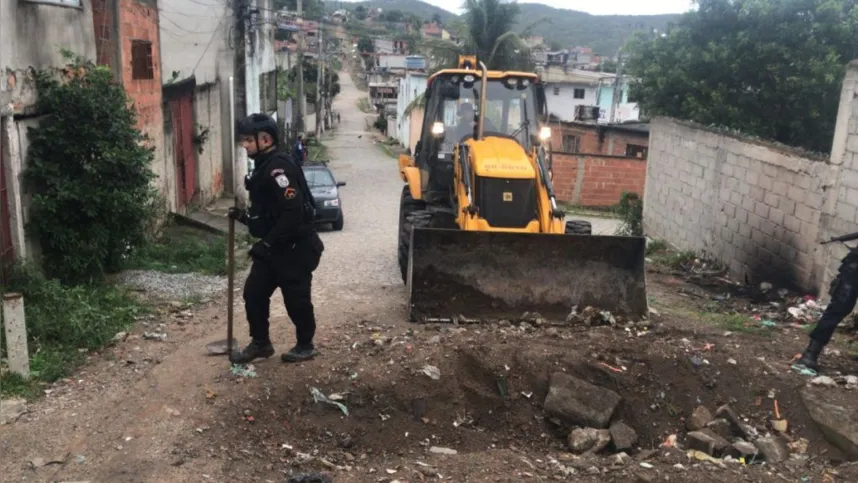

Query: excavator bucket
[{"left": 406, "top": 228, "right": 648, "bottom": 323}]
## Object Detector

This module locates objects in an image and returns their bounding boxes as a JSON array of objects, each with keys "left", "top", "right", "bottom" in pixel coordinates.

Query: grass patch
[
  {"left": 357, "top": 98, "right": 373, "bottom": 113},
  {"left": 704, "top": 312, "right": 771, "bottom": 335},
  {"left": 0, "top": 263, "right": 147, "bottom": 398},
  {"left": 646, "top": 239, "right": 669, "bottom": 256},
  {"left": 307, "top": 136, "right": 329, "bottom": 162},
  {"left": 123, "top": 224, "right": 248, "bottom": 276}
]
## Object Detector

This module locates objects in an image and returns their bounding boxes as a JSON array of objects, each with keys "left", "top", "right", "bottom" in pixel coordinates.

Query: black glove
[
  {"left": 228, "top": 207, "right": 247, "bottom": 224},
  {"left": 249, "top": 240, "right": 271, "bottom": 260}
]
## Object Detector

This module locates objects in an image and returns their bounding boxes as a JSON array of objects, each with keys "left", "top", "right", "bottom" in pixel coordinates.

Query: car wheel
[{"left": 332, "top": 211, "right": 344, "bottom": 231}]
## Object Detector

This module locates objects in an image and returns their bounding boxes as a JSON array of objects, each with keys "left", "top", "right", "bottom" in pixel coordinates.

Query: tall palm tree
[{"left": 423, "top": 0, "right": 538, "bottom": 72}]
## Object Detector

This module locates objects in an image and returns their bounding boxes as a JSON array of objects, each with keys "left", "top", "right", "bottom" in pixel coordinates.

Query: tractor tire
[
  {"left": 565, "top": 220, "right": 592, "bottom": 235},
  {"left": 398, "top": 186, "right": 427, "bottom": 283}
]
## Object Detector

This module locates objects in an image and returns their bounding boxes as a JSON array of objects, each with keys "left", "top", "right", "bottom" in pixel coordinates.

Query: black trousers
[
  {"left": 810, "top": 256, "right": 858, "bottom": 345},
  {"left": 243, "top": 234, "right": 323, "bottom": 346}
]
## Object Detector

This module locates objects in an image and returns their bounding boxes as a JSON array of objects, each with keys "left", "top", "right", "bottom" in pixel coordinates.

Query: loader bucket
[{"left": 406, "top": 227, "right": 648, "bottom": 323}]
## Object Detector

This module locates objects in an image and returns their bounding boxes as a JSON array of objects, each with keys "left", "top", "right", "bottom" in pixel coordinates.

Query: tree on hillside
[
  {"left": 624, "top": 0, "right": 858, "bottom": 153},
  {"left": 423, "top": 0, "right": 536, "bottom": 71},
  {"left": 357, "top": 36, "right": 375, "bottom": 54},
  {"left": 355, "top": 5, "right": 367, "bottom": 21}
]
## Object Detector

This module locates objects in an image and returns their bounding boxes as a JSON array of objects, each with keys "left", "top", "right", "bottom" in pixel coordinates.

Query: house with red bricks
[{"left": 548, "top": 121, "right": 650, "bottom": 208}]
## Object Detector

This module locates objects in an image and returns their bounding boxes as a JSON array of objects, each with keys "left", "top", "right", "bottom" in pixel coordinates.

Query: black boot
[
  {"left": 796, "top": 339, "right": 824, "bottom": 372},
  {"left": 281, "top": 343, "right": 316, "bottom": 363},
  {"left": 229, "top": 339, "right": 275, "bottom": 364}
]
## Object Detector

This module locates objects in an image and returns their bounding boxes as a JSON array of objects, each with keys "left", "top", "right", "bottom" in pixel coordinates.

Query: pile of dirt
[{"left": 196, "top": 312, "right": 858, "bottom": 482}]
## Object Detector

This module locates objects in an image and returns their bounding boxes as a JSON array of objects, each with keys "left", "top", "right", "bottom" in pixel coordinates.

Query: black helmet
[{"left": 236, "top": 113, "right": 279, "bottom": 146}]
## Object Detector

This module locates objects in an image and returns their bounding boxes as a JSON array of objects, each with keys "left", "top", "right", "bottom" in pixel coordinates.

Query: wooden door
[{"left": 170, "top": 93, "right": 196, "bottom": 209}]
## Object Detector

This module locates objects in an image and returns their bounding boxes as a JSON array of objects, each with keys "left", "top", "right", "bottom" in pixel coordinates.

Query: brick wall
[
  {"left": 550, "top": 122, "right": 649, "bottom": 157},
  {"left": 552, "top": 154, "right": 647, "bottom": 207},
  {"left": 118, "top": 0, "right": 172, "bottom": 210},
  {"left": 643, "top": 117, "right": 836, "bottom": 292}
]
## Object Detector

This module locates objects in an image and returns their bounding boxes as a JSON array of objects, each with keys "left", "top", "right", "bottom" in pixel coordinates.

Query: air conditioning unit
[{"left": 575, "top": 105, "right": 600, "bottom": 121}]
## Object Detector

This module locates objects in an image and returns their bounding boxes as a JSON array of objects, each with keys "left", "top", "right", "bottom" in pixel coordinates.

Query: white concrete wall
[
  {"left": 643, "top": 117, "right": 836, "bottom": 293},
  {"left": 0, "top": 0, "right": 98, "bottom": 260},
  {"left": 159, "top": 0, "right": 233, "bottom": 86}
]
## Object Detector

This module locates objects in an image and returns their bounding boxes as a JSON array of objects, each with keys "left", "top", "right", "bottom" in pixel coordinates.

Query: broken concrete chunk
[
  {"left": 754, "top": 436, "right": 788, "bottom": 463},
  {"left": 610, "top": 421, "right": 639, "bottom": 451},
  {"left": 687, "top": 406, "right": 714, "bottom": 431},
  {"left": 800, "top": 387, "right": 858, "bottom": 460},
  {"left": 706, "top": 419, "right": 732, "bottom": 440},
  {"left": 714, "top": 404, "right": 755, "bottom": 439},
  {"left": 568, "top": 428, "right": 608, "bottom": 454},
  {"left": 544, "top": 372, "right": 621, "bottom": 428},
  {"left": 428, "top": 446, "right": 457, "bottom": 455},
  {"left": 686, "top": 430, "right": 730, "bottom": 457},
  {"left": 728, "top": 441, "right": 759, "bottom": 460}
]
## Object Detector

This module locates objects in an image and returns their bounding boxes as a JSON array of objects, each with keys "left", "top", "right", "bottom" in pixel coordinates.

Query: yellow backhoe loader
[{"left": 397, "top": 56, "right": 648, "bottom": 323}]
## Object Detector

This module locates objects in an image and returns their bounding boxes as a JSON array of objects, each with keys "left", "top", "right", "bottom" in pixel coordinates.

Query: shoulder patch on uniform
[
  {"left": 270, "top": 168, "right": 285, "bottom": 176},
  {"left": 274, "top": 174, "right": 290, "bottom": 188},
  {"left": 285, "top": 187, "right": 297, "bottom": 199}
]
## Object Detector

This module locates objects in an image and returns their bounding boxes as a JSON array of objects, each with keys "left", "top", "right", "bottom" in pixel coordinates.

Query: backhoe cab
[{"left": 397, "top": 56, "right": 647, "bottom": 323}]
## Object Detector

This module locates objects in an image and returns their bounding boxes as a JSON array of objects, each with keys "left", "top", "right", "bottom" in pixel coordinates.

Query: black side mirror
[{"left": 337, "top": 181, "right": 346, "bottom": 187}]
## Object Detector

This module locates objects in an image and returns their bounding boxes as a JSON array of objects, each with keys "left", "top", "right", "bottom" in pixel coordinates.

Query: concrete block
[
  {"left": 736, "top": 208, "right": 749, "bottom": 224},
  {"left": 837, "top": 202, "right": 858, "bottom": 224},
  {"left": 747, "top": 170, "right": 760, "bottom": 187},
  {"left": 748, "top": 213, "right": 762, "bottom": 230},
  {"left": 751, "top": 228, "right": 766, "bottom": 246},
  {"left": 846, "top": 188, "right": 858, "bottom": 207},
  {"left": 780, "top": 197, "right": 797, "bottom": 216},
  {"left": 842, "top": 171, "right": 858, "bottom": 189},
  {"left": 750, "top": 186, "right": 765, "bottom": 202},
  {"left": 796, "top": 204, "right": 816, "bottom": 223},
  {"left": 762, "top": 163, "right": 780, "bottom": 178},
  {"left": 755, "top": 201, "right": 770, "bottom": 218},
  {"left": 742, "top": 195, "right": 756, "bottom": 212},
  {"left": 724, "top": 203, "right": 737, "bottom": 217},
  {"left": 769, "top": 208, "right": 785, "bottom": 226},
  {"left": 787, "top": 185, "right": 806, "bottom": 203},
  {"left": 761, "top": 220, "right": 776, "bottom": 237},
  {"left": 771, "top": 180, "right": 789, "bottom": 195},
  {"left": 758, "top": 174, "right": 774, "bottom": 191}
]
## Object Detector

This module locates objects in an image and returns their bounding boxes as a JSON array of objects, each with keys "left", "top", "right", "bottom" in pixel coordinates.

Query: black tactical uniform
[
  {"left": 230, "top": 114, "right": 325, "bottom": 364},
  {"left": 797, "top": 249, "right": 858, "bottom": 371}
]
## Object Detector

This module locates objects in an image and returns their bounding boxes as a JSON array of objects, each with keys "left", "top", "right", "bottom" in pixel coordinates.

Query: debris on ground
[
  {"left": 0, "top": 398, "right": 27, "bottom": 425},
  {"left": 544, "top": 372, "right": 620, "bottom": 428},
  {"left": 229, "top": 364, "right": 257, "bottom": 378},
  {"left": 310, "top": 387, "right": 349, "bottom": 416}
]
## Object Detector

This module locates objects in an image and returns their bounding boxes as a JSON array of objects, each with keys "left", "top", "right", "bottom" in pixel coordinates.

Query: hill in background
[{"left": 338, "top": 0, "right": 680, "bottom": 55}]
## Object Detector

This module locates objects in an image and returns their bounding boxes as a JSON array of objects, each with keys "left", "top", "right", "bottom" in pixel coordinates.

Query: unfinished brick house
[
  {"left": 91, "top": 0, "right": 169, "bottom": 208},
  {"left": 549, "top": 121, "right": 650, "bottom": 207}
]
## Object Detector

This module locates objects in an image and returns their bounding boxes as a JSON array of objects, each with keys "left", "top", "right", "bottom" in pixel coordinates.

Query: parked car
[{"left": 302, "top": 161, "right": 345, "bottom": 231}]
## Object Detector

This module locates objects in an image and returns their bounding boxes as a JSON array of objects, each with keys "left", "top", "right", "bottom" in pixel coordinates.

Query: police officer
[
  {"left": 796, "top": 250, "right": 858, "bottom": 372},
  {"left": 228, "top": 113, "right": 324, "bottom": 364}
]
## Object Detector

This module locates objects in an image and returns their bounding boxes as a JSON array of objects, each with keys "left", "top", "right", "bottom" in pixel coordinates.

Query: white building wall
[{"left": 547, "top": 83, "right": 598, "bottom": 122}]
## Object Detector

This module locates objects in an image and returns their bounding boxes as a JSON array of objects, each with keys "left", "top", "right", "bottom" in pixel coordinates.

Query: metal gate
[
  {"left": 0, "top": 124, "right": 16, "bottom": 285},
  {"left": 170, "top": 93, "right": 196, "bottom": 209}
]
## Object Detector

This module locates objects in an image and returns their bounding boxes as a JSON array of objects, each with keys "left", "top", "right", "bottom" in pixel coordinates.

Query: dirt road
[
  {"left": 0, "top": 71, "right": 408, "bottom": 482},
  {"left": 4, "top": 71, "right": 858, "bottom": 483}
]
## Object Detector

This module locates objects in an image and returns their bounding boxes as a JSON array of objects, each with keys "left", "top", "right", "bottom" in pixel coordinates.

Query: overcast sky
[{"left": 342, "top": 0, "right": 695, "bottom": 16}]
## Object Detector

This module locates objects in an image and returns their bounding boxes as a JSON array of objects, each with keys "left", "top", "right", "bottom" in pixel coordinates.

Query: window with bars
[
  {"left": 573, "top": 88, "right": 585, "bottom": 99},
  {"left": 625, "top": 144, "right": 648, "bottom": 159},
  {"left": 131, "top": 40, "right": 154, "bottom": 80},
  {"left": 562, "top": 134, "right": 580, "bottom": 153}
]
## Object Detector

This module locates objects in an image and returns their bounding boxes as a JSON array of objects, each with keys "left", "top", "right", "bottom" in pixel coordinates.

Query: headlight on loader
[
  {"left": 324, "top": 199, "right": 339, "bottom": 207},
  {"left": 431, "top": 122, "right": 445, "bottom": 136},
  {"left": 539, "top": 126, "right": 551, "bottom": 141}
]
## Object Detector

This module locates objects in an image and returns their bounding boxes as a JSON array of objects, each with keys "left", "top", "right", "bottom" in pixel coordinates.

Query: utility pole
[
  {"left": 609, "top": 48, "right": 623, "bottom": 124},
  {"left": 294, "top": 0, "right": 305, "bottom": 141},
  {"left": 315, "top": 22, "right": 323, "bottom": 136}
]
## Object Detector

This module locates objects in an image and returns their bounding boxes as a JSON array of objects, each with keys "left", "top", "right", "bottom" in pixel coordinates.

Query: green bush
[
  {"left": 0, "top": 263, "right": 144, "bottom": 393},
  {"left": 24, "top": 50, "right": 159, "bottom": 284},
  {"left": 374, "top": 114, "right": 388, "bottom": 132},
  {"left": 615, "top": 191, "right": 643, "bottom": 236}
]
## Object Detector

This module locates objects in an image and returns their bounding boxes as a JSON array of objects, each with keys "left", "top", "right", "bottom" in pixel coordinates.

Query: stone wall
[{"left": 643, "top": 117, "right": 836, "bottom": 292}]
